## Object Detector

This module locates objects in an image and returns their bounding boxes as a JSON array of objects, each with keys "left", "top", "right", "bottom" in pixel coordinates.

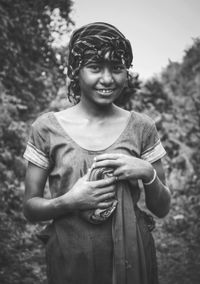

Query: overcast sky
[{"left": 70, "top": 0, "right": 200, "bottom": 79}]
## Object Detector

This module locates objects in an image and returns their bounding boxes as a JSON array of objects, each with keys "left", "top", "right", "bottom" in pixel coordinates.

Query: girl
[{"left": 23, "top": 22, "right": 171, "bottom": 284}]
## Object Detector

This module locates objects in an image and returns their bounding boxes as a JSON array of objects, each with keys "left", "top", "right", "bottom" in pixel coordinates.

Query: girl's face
[{"left": 78, "top": 57, "right": 127, "bottom": 106}]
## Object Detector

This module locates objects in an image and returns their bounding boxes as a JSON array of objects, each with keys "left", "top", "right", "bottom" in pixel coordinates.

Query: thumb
[{"left": 83, "top": 168, "right": 91, "bottom": 182}]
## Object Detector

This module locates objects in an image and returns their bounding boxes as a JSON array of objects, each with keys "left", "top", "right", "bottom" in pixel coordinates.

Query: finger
[
  {"left": 114, "top": 175, "right": 124, "bottom": 181},
  {"left": 97, "top": 184, "right": 116, "bottom": 195},
  {"left": 92, "top": 160, "right": 119, "bottom": 169},
  {"left": 92, "top": 177, "right": 116, "bottom": 188},
  {"left": 113, "top": 167, "right": 124, "bottom": 176},
  {"left": 94, "top": 153, "right": 122, "bottom": 162},
  {"left": 98, "top": 192, "right": 116, "bottom": 201},
  {"left": 113, "top": 169, "right": 127, "bottom": 180},
  {"left": 84, "top": 168, "right": 92, "bottom": 181},
  {"left": 97, "top": 200, "right": 116, "bottom": 209}
]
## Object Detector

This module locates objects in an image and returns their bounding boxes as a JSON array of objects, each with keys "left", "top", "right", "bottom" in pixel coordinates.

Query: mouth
[{"left": 95, "top": 89, "right": 115, "bottom": 95}]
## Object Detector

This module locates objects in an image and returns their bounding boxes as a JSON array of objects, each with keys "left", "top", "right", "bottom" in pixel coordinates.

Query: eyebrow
[{"left": 84, "top": 59, "right": 125, "bottom": 65}]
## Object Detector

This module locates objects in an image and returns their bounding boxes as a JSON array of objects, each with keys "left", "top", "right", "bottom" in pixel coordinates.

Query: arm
[
  {"left": 142, "top": 159, "right": 171, "bottom": 218},
  {"left": 24, "top": 162, "right": 116, "bottom": 222},
  {"left": 23, "top": 162, "right": 73, "bottom": 222}
]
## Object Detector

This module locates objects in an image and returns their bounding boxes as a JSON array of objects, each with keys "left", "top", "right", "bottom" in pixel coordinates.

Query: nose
[{"left": 100, "top": 67, "right": 114, "bottom": 85}]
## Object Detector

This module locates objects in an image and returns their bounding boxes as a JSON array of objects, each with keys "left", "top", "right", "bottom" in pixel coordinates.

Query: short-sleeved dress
[{"left": 23, "top": 110, "right": 166, "bottom": 284}]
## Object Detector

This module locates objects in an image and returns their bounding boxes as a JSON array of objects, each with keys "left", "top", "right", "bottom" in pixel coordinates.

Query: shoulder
[
  {"left": 54, "top": 106, "right": 82, "bottom": 121},
  {"left": 130, "top": 111, "right": 167, "bottom": 162},
  {"left": 32, "top": 111, "right": 54, "bottom": 130},
  {"left": 130, "top": 110, "right": 155, "bottom": 130},
  {"left": 129, "top": 111, "right": 161, "bottom": 149}
]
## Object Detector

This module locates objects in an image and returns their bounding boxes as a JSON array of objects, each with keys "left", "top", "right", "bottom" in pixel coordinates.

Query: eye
[
  {"left": 112, "top": 64, "right": 126, "bottom": 72},
  {"left": 85, "top": 63, "right": 101, "bottom": 72}
]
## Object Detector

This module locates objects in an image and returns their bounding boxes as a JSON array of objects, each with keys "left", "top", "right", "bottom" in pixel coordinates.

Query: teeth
[{"left": 97, "top": 89, "right": 113, "bottom": 94}]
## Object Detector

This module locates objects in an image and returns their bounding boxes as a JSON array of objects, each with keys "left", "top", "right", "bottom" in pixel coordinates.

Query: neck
[{"left": 76, "top": 99, "right": 117, "bottom": 120}]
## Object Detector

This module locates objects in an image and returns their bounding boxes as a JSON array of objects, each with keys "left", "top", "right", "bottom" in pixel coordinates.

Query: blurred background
[{"left": 0, "top": 0, "right": 199, "bottom": 283}]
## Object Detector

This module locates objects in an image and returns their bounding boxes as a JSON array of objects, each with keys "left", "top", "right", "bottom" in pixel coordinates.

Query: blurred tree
[
  {"left": 0, "top": 3, "right": 74, "bottom": 282},
  {"left": 129, "top": 38, "right": 200, "bottom": 192},
  {"left": 0, "top": 0, "right": 73, "bottom": 117},
  {"left": 161, "top": 38, "right": 200, "bottom": 150},
  {"left": 140, "top": 39, "right": 200, "bottom": 241},
  {"left": 137, "top": 78, "right": 172, "bottom": 115},
  {"left": 0, "top": 0, "right": 73, "bottom": 181}
]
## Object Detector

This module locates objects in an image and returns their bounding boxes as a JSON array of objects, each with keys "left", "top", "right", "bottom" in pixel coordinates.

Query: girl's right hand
[{"left": 65, "top": 172, "right": 116, "bottom": 211}]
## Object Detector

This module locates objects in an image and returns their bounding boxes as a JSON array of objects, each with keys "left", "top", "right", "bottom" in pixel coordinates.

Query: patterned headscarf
[{"left": 67, "top": 22, "right": 133, "bottom": 102}]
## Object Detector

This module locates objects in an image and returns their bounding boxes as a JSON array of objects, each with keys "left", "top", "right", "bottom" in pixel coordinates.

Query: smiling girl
[{"left": 23, "top": 22, "right": 171, "bottom": 284}]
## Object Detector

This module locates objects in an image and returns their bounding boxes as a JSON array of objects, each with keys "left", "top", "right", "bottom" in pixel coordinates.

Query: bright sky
[{"left": 71, "top": 0, "right": 200, "bottom": 79}]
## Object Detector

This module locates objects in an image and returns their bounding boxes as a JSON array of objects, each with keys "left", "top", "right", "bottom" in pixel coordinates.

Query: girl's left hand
[{"left": 92, "top": 153, "right": 154, "bottom": 182}]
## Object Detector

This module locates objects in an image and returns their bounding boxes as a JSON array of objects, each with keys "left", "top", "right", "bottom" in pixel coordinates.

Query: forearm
[
  {"left": 144, "top": 176, "right": 171, "bottom": 218},
  {"left": 23, "top": 192, "right": 75, "bottom": 222}
]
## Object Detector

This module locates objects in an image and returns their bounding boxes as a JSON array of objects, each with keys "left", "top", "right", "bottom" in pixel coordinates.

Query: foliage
[
  {"left": 134, "top": 38, "right": 200, "bottom": 284},
  {"left": 0, "top": 85, "right": 27, "bottom": 183},
  {"left": 0, "top": 181, "right": 47, "bottom": 284},
  {"left": 0, "top": 0, "right": 74, "bottom": 182},
  {"left": 138, "top": 38, "right": 200, "bottom": 252},
  {"left": 0, "top": 0, "right": 73, "bottom": 116},
  {"left": 0, "top": 2, "right": 73, "bottom": 283}
]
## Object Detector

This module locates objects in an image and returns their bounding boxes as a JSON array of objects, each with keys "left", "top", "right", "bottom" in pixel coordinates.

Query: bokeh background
[{"left": 0, "top": 1, "right": 199, "bottom": 283}]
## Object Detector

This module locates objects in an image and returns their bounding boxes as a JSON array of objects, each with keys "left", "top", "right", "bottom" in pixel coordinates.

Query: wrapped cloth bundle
[{"left": 81, "top": 167, "right": 118, "bottom": 224}]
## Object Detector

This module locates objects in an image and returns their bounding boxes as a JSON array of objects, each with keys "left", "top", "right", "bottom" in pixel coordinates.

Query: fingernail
[{"left": 94, "top": 157, "right": 97, "bottom": 162}]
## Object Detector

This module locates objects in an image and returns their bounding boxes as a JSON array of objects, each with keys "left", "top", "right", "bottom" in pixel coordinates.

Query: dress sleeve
[
  {"left": 23, "top": 117, "right": 51, "bottom": 170},
  {"left": 141, "top": 121, "right": 166, "bottom": 163}
]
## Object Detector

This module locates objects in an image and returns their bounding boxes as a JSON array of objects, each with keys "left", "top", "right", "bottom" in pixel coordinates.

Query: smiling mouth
[{"left": 95, "top": 89, "right": 115, "bottom": 95}]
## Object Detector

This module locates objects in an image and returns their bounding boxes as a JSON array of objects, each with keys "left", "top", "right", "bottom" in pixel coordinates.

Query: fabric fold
[{"left": 112, "top": 180, "right": 148, "bottom": 284}]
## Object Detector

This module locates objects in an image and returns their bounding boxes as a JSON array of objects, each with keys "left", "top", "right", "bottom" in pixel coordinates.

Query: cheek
[
  {"left": 78, "top": 75, "right": 90, "bottom": 91},
  {"left": 79, "top": 71, "right": 97, "bottom": 88},
  {"left": 117, "top": 74, "right": 127, "bottom": 88}
]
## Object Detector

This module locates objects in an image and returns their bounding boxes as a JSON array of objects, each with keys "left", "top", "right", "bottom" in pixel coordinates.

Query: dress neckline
[{"left": 49, "top": 111, "right": 133, "bottom": 154}]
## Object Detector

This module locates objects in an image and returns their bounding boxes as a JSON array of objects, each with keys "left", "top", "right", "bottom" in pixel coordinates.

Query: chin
[{"left": 96, "top": 98, "right": 116, "bottom": 106}]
